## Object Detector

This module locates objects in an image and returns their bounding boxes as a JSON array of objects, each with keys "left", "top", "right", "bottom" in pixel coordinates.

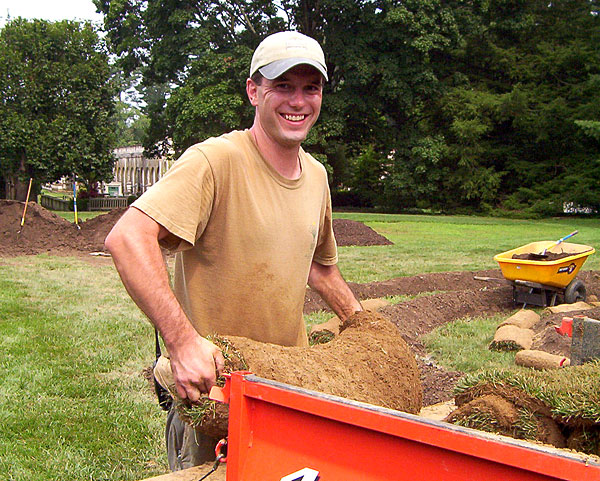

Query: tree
[
  {"left": 114, "top": 100, "right": 150, "bottom": 148},
  {"left": 96, "top": 0, "right": 460, "bottom": 183},
  {"left": 433, "top": 0, "right": 600, "bottom": 213},
  {"left": 95, "top": 0, "right": 282, "bottom": 156},
  {"left": 0, "top": 19, "right": 118, "bottom": 200}
]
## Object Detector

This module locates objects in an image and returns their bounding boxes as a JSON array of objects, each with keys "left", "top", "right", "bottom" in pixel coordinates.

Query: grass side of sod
[
  {"left": 453, "top": 361, "right": 600, "bottom": 423},
  {"left": 0, "top": 256, "right": 166, "bottom": 481}
]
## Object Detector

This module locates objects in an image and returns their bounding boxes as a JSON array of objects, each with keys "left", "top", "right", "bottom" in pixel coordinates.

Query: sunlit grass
[
  {"left": 3, "top": 213, "right": 600, "bottom": 478},
  {"left": 0, "top": 256, "right": 166, "bottom": 481},
  {"left": 334, "top": 213, "right": 600, "bottom": 282},
  {"left": 54, "top": 211, "right": 108, "bottom": 222},
  {"left": 422, "top": 313, "right": 522, "bottom": 373}
]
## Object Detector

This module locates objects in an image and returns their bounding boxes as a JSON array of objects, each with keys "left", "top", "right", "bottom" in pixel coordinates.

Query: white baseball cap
[{"left": 250, "top": 31, "right": 328, "bottom": 81}]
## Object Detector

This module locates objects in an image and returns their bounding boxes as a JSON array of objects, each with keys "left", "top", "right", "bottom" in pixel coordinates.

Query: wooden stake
[{"left": 20, "top": 178, "right": 33, "bottom": 227}]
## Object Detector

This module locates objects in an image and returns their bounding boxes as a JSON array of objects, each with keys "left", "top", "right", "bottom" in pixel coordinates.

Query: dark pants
[{"left": 165, "top": 406, "right": 219, "bottom": 471}]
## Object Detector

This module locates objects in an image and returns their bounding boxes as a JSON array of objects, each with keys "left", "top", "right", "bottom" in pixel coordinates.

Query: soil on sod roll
[
  {"left": 178, "top": 310, "right": 422, "bottom": 439},
  {"left": 448, "top": 361, "right": 600, "bottom": 455},
  {"left": 3, "top": 201, "right": 600, "bottom": 454}
]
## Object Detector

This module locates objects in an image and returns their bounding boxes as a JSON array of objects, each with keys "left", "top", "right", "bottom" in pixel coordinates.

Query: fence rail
[
  {"left": 40, "top": 194, "right": 71, "bottom": 211},
  {"left": 89, "top": 197, "right": 128, "bottom": 211}
]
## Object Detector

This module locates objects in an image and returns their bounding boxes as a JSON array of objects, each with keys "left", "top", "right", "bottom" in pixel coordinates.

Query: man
[{"left": 105, "top": 31, "right": 362, "bottom": 470}]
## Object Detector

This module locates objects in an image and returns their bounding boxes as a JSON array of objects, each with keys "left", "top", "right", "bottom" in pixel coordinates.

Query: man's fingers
[
  {"left": 214, "top": 351, "right": 225, "bottom": 375},
  {"left": 186, "top": 383, "right": 203, "bottom": 403},
  {"left": 175, "top": 381, "right": 203, "bottom": 403},
  {"left": 175, "top": 383, "right": 188, "bottom": 401}
]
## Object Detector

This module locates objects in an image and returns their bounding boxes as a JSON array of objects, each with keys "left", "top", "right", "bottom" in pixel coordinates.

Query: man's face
[{"left": 247, "top": 65, "right": 323, "bottom": 149}]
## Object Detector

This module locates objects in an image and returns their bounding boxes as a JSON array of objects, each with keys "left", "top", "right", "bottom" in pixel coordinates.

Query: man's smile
[{"left": 282, "top": 114, "right": 308, "bottom": 122}]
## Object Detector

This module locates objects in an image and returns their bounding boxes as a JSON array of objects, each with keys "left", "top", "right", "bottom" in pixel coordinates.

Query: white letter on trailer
[{"left": 280, "top": 467, "right": 320, "bottom": 481}]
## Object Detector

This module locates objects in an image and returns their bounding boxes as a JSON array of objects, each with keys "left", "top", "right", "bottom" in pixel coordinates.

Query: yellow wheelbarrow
[{"left": 494, "top": 241, "right": 595, "bottom": 307}]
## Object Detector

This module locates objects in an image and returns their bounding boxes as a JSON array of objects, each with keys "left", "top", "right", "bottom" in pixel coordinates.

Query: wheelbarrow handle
[{"left": 556, "top": 230, "right": 578, "bottom": 245}]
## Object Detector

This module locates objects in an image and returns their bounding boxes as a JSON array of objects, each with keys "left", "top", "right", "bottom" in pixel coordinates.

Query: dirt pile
[
  {"left": 0, "top": 202, "right": 389, "bottom": 256},
  {"left": 1, "top": 200, "right": 85, "bottom": 256},
  {"left": 78, "top": 207, "right": 128, "bottom": 250},
  {"left": 512, "top": 250, "right": 593, "bottom": 261},
  {"left": 332, "top": 218, "right": 393, "bottom": 246},
  {"left": 0, "top": 201, "right": 126, "bottom": 256},
  {"left": 170, "top": 311, "right": 422, "bottom": 438}
]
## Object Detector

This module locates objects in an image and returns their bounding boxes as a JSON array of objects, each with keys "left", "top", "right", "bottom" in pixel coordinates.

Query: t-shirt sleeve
[
  {"left": 132, "top": 146, "right": 215, "bottom": 252},
  {"left": 312, "top": 181, "right": 338, "bottom": 266}
]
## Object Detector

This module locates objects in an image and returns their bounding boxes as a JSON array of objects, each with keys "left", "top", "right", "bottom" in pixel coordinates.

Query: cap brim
[{"left": 258, "top": 58, "right": 328, "bottom": 81}]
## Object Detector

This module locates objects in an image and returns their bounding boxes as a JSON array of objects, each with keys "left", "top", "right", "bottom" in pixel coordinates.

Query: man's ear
[{"left": 246, "top": 78, "right": 259, "bottom": 107}]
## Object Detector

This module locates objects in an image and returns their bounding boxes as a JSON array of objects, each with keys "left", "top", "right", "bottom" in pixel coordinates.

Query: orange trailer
[{"left": 209, "top": 372, "right": 600, "bottom": 481}]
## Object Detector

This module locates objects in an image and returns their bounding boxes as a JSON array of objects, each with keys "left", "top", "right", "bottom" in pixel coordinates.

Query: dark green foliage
[
  {"left": 95, "top": 0, "right": 600, "bottom": 214},
  {"left": 0, "top": 19, "right": 118, "bottom": 199},
  {"left": 114, "top": 101, "right": 150, "bottom": 148},
  {"left": 434, "top": 0, "right": 600, "bottom": 213}
]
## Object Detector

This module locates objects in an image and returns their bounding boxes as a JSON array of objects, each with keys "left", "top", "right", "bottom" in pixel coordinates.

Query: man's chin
[{"left": 277, "top": 130, "right": 309, "bottom": 147}]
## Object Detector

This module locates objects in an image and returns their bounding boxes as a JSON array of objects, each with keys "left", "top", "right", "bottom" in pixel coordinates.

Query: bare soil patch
[{"left": 332, "top": 218, "right": 393, "bottom": 246}]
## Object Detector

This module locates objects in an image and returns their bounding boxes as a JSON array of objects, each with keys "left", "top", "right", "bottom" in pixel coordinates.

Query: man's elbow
[
  {"left": 104, "top": 222, "right": 125, "bottom": 255},
  {"left": 308, "top": 262, "right": 335, "bottom": 288},
  {"left": 104, "top": 211, "right": 133, "bottom": 255},
  {"left": 105, "top": 208, "right": 162, "bottom": 256}
]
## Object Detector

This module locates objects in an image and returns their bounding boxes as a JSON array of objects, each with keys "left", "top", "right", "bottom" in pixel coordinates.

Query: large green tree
[
  {"left": 431, "top": 0, "right": 600, "bottom": 213},
  {"left": 0, "top": 19, "right": 118, "bottom": 200},
  {"left": 95, "top": 0, "right": 282, "bottom": 156},
  {"left": 96, "top": 0, "right": 600, "bottom": 214},
  {"left": 96, "top": 0, "right": 460, "bottom": 193}
]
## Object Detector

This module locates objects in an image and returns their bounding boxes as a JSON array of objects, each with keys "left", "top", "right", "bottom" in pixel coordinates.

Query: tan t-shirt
[{"left": 133, "top": 130, "right": 337, "bottom": 347}]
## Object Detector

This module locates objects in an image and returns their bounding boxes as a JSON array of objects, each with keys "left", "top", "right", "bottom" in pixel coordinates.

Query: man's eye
[{"left": 275, "top": 83, "right": 291, "bottom": 90}]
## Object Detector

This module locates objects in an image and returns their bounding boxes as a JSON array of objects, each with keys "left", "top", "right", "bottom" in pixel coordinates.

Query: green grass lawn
[
  {"left": 2, "top": 213, "right": 599, "bottom": 480},
  {"left": 0, "top": 256, "right": 165, "bottom": 481},
  {"left": 56, "top": 211, "right": 108, "bottom": 223},
  {"left": 334, "top": 213, "right": 600, "bottom": 282}
]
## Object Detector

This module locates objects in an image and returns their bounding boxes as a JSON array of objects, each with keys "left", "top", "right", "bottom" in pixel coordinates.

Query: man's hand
[{"left": 168, "top": 333, "right": 226, "bottom": 403}]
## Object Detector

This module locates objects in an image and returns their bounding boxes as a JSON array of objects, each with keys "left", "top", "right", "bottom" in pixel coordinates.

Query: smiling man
[{"left": 105, "top": 31, "right": 362, "bottom": 471}]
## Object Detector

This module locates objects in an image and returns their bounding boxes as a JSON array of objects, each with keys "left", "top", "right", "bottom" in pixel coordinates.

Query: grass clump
[{"left": 455, "top": 361, "right": 600, "bottom": 423}]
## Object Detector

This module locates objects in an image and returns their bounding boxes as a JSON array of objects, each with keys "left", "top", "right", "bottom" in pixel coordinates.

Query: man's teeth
[{"left": 284, "top": 114, "right": 305, "bottom": 121}]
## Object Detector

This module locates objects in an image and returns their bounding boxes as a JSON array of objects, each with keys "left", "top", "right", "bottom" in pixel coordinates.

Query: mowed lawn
[
  {"left": 334, "top": 213, "right": 600, "bottom": 282},
  {"left": 1, "top": 213, "right": 599, "bottom": 480}
]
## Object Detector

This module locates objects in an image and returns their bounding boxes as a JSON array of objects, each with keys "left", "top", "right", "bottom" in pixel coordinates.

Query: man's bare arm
[
  {"left": 307, "top": 261, "right": 362, "bottom": 321},
  {"left": 104, "top": 207, "right": 224, "bottom": 402}
]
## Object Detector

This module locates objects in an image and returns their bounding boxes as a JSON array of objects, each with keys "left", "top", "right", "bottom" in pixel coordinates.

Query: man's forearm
[
  {"left": 308, "top": 262, "right": 362, "bottom": 321},
  {"left": 105, "top": 208, "right": 195, "bottom": 347},
  {"left": 105, "top": 207, "right": 224, "bottom": 399}
]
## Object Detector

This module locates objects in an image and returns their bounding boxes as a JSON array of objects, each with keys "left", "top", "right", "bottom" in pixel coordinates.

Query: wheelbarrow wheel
[{"left": 564, "top": 279, "right": 586, "bottom": 304}]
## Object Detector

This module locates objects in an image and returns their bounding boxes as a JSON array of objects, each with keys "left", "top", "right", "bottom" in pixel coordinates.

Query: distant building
[
  {"left": 109, "top": 145, "right": 173, "bottom": 197},
  {"left": 563, "top": 202, "right": 598, "bottom": 215}
]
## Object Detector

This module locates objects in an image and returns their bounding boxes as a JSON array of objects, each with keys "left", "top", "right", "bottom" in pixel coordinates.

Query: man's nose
[{"left": 288, "top": 87, "right": 306, "bottom": 107}]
